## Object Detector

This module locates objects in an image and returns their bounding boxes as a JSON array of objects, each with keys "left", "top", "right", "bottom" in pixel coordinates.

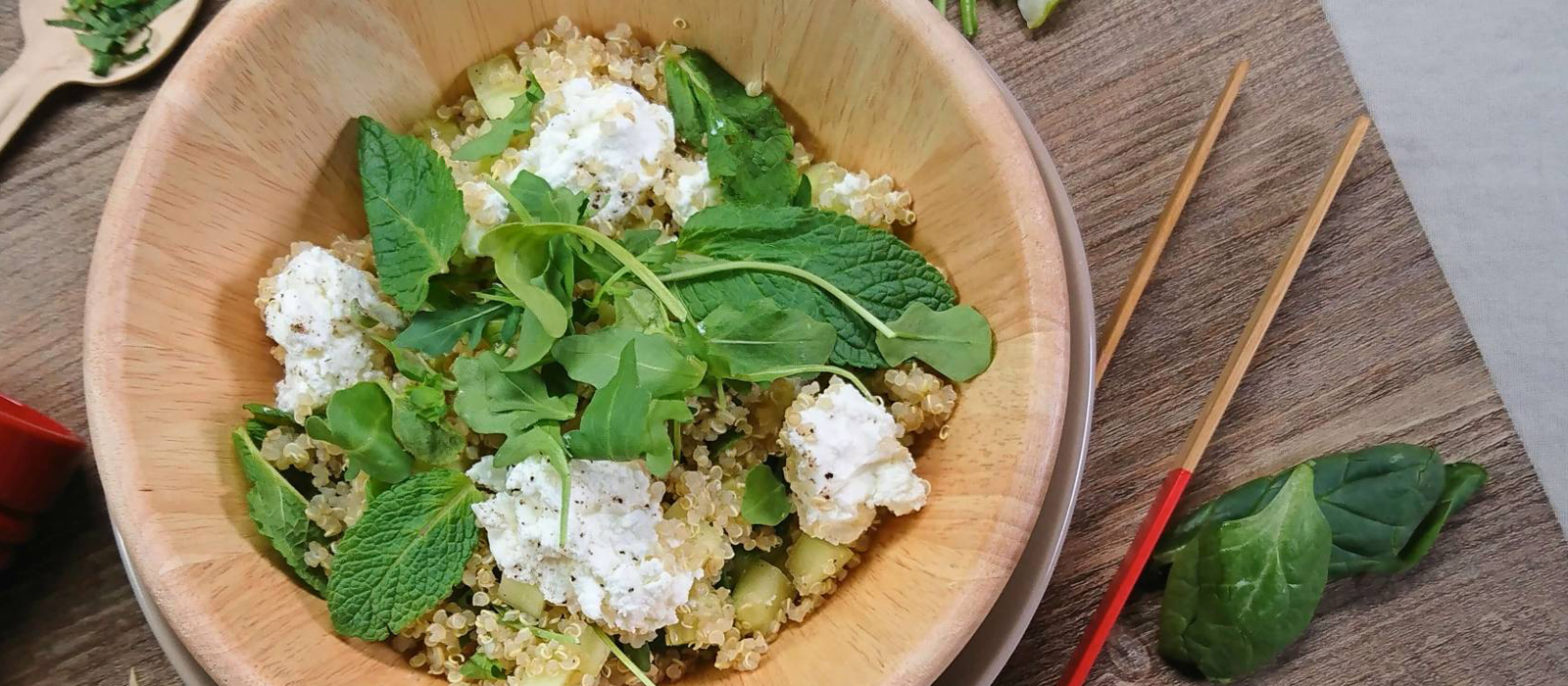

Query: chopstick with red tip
[
  {"left": 1096, "top": 60, "right": 1249, "bottom": 389},
  {"left": 1058, "top": 114, "right": 1372, "bottom": 686}
]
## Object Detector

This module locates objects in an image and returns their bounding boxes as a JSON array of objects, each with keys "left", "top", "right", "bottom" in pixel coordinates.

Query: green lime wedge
[{"left": 1018, "top": 0, "right": 1063, "bottom": 29}]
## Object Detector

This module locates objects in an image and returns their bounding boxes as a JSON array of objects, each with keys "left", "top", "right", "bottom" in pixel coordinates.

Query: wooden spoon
[{"left": 0, "top": 0, "right": 201, "bottom": 154}]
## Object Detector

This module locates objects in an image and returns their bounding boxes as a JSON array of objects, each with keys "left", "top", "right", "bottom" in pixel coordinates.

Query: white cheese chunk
[
  {"left": 469, "top": 457, "right": 698, "bottom": 637},
  {"left": 662, "top": 156, "right": 720, "bottom": 226},
  {"left": 520, "top": 77, "right": 676, "bottom": 229},
  {"left": 261, "top": 245, "right": 400, "bottom": 414},
  {"left": 782, "top": 381, "right": 930, "bottom": 545}
]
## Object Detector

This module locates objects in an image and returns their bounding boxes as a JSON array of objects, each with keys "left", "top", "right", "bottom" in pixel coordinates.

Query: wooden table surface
[{"left": 2, "top": 0, "right": 1566, "bottom": 684}]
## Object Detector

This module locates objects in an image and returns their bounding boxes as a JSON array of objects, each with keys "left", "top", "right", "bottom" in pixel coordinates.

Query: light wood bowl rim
[{"left": 82, "top": 1, "right": 1071, "bottom": 683}]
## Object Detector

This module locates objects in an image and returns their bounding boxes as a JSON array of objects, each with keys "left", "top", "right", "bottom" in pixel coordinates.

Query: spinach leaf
[
  {"left": 327, "top": 469, "right": 483, "bottom": 640},
  {"left": 317, "top": 382, "right": 413, "bottom": 484},
  {"left": 384, "top": 383, "right": 464, "bottom": 467},
  {"left": 231, "top": 429, "right": 328, "bottom": 595},
  {"left": 1158, "top": 465, "right": 1331, "bottom": 682},
  {"left": 875, "top": 303, "right": 994, "bottom": 381},
  {"left": 452, "top": 352, "right": 577, "bottom": 435},
  {"left": 663, "top": 49, "right": 800, "bottom": 205},
  {"left": 740, "top": 464, "right": 791, "bottom": 527},
  {"left": 1390, "top": 462, "right": 1488, "bottom": 573},
  {"left": 1155, "top": 444, "right": 1452, "bottom": 579},
  {"left": 392, "top": 301, "right": 510, "bottom": 356},
  {"left": 690, "top": 298, "right": 836, "bottom": 380},
  {"left": 357, "top": 117, "right": 466, "bottom": 313},
  {"left": 552, "top": 328, "right": 706, "bottom": 398},
  {"left": 672, "top": 205, "right": 956, "bottom": 368},
  {"left": 452, "top": 79, "right": 544, "bottom": 162},
  {"left": 565, "top": 342, "right": 692, "bottom": 477}
]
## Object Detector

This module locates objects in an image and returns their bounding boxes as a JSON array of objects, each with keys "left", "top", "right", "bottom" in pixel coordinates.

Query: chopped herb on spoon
[{"left": 45, "top": 0, "right": 182, "bottom": 76}]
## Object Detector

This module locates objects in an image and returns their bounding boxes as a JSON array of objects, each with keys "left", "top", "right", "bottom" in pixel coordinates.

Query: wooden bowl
[{"left": 83, "top": 1, "right": 1071, "bottom": 684}]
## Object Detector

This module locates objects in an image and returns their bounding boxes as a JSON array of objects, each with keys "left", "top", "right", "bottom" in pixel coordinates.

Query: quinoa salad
[{"left": 232, "top": 19, "right": 995, "bottom": 686}]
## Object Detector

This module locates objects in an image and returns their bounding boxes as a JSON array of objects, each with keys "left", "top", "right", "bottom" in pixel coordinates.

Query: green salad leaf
[
  {"left": 453, "top": 79, "right": 545, "bottom": 161},
  {"left": 384, "top": 383, "right": 464, "bottom": 467},
  {"left": 327, "top": 469, "right": 483, "bottom": 640},
  {"left": 495, "top": 170, "right": 588, "bottom": 225},
  {"left": 1158, "top": 465, "right": 1331, "bottom": 681},
  {"left": 231, "top": 429, "right": 328, "bottom": 595},
  {"left": 242, "top": 403, "right": 298, "bottom": 443},
  {"left": 317, "top": 382, "right": 414, "bottom": 485},
  {"left": 459, "top": 654, "right": 509, "bottom": 681},
  {"left": 565, "top": 342, "right": 693, "bottom": 477},
  {"left": 670, "top": 205, "right": 957, "bottom": 367},
  {"left": 663, "top": 49, "right": 800, "bottom": 206},
  {"left": 494, "top": 425, "right": 573, "bottom": 546},
  {"left": 875, "top": 303, "right": 994, "bottom": 381},
  {"left": 690, "top": 298, "right": 836, "bottom": 380},
  {"left": 369, "top": 334, "right": 456, "bottom": 389},
  {"left": 392, "top": 301, "right": 511, "bottom": 356},
  {"left": 46, "top": 0, "right": 181, "bottom": 76},
  {"left": 1154, "top": 444, "right": 1469, "bottom": 579},
  {"left": 740, "top": 464, "right": 791, "bottom": 527},
  {"left": 477, "top": 226, "right": 573, "bottom": 338},
  {"left": 453, "top": 351, "right": 577, "bottom": 435},
  {"left": 1389, "top": 461, "right": 1488, "bottom": 574},
  {"left": 357, "top": 117, "right": 466, "bottom": 313},
  {"left": 552, "top": 328, "right": 707, "bottom": 398}
]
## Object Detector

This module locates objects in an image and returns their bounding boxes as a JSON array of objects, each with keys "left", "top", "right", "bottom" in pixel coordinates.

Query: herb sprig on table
[
  {"left": 45, "top": 0, "right": 182, "bottom": 76},
  {"left": 234, "top": 49, "right": 997, "bottom": 662}
]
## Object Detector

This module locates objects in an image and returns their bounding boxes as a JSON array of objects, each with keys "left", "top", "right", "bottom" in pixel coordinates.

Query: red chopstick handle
[{"left": 1056, "top": 467, "right": 1193, "bottom": 686}]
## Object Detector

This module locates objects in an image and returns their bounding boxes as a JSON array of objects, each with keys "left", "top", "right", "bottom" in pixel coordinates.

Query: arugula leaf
[
  {"left": 476, "top": 226, "right": 573, "bottom": 337},
  {"left": 368, "top": 335, "right": 457, "bottom": 389},
  {"left": 671, "top": 205, "right": 956, "bottom": 367},
  {"left": 392, "top": 301, "right": 509, "bottom": 356},
  {"left": 740, "top": 464, "right": 791, "bottom": 527},
  {"left": 318, "top": 382, "right": 413, "bottom": 484},
  {"left": 495, "top": 426, "right": 572, "bottom": 545},
  {"left": 1158, "top": 465, "right": 1331, "bottom": 681},
  {"left": 663, "top": 49, "right": 800, "bottom": 205},
  {"left": 327, "top": 469, "right": 483, "bottom": 640},
  {"left": 452, "top": 80, "right": 544, "bottom": 162},
  {"left": 453, "top": 351, "right": 577, "bottom": 435},
  {"left": 482, "top": 221, "right": 690, "bottom": 322},
  {"left": 612, "top": 288, "right": 666, "bottom": 332},
  {"left": 459, "top": 654, "right": 509, "bottom": 681},
  {"left": 357, "top": 117, "right": 466, "bottom": 313},
  {"left": 231, "top": 429, "right": 328, "bottom": 595},
  {"left": 552, "top": 328, "right": 706, "bottom": 398},
  {"left": 692, "top": 298, "right": 836, "bottom": 380},
  {"left": 384, "top": 383, "right": 464, "bottom": 467},
  {"left": 495, "top": 170, "right": 588, "bottom": 225},
  {"left": 875, "top": 303, "right": 994, "bottom": 381},
  {"left": 565, "top": 342, "right": 692, "bottom": 477},
  {"left": 503, "top": 309, "right": 555, "bottom": 371}
]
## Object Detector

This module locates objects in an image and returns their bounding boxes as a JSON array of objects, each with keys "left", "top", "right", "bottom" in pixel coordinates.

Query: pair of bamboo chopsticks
[{"left": 1059, "top": 60, "right": 1372, "bottom": 686}]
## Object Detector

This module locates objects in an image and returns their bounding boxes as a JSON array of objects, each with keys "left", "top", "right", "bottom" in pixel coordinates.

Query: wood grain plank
[{"left": 0, "top": 0, "right": 1564, "bottom": 684}]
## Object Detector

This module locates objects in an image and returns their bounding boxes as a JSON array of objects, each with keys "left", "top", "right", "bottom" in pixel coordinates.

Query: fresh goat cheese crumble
[
  {"left": 261, "top": 245, "right": 401, "bottom": 415},
  {"left": 781, "top": 381, "right": 931, "bottom": 545},
  {"left": 468, "top": 456, "right": 699, "bottom": 637}
]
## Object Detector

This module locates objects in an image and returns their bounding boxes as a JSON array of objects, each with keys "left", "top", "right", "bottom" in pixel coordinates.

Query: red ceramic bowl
[{"left": 0, "top": 394, "right": 85, "bottom": 568}]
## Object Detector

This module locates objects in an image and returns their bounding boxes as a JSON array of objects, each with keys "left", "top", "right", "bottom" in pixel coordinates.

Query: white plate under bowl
[{"left": 111, "top": 46, "right": 1093, "bottom": 686}]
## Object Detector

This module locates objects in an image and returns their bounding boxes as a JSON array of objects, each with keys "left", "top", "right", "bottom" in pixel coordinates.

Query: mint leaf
[
  {"left": 694, "top": 298, "right": 836, "bottom": 379},
  {"left": 663, "top": 49, "right": 800, "bottom": 205},
  {"left": 357, "top": 116, "right": 466, "bottom": 313},
  {"left": 552, "top": 328, "right": 706, "bottom": 398},
  {"left": 385, "top": 383, "right": 464, "bottom": 467},
  {"left": 320, "top": 382, "right": 413, "bottom": 484},
  {"left": 453, "top": 351, "right": 577, "bottom": 434},
  {"left": 327, "top": 469, "right": 483, "bottom": 640},
  {"left": 740, "top": 464, "right": 791, "bottom": 527},
  {"left": 452, "top": 79, "right": 544, "bottom": 162},
  {"left": 875, "top": 303, "right": 994, "bottom": 381},
  {"left": 674, "top": 205, "right": 956, "bottom": 367},
  {"left": 393, "top": 301, "right": 510, "bottom": 356},
  {"left": 232, "top": 429, "right": 328, "bottom": 595},
  {"left": 565, "top": 343, "right": 693, "bottom": 477}
]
